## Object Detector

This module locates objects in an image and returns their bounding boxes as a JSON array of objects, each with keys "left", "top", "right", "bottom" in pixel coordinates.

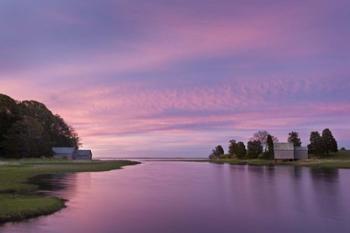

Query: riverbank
[
  {"left": 0, "top": 159, "right": 140, "bottom": 223},
  {"left": 208, "top": 150, "right": 350, "bottom": 169}
]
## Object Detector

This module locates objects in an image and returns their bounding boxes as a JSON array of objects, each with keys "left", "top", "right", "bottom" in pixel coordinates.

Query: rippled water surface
[{"left": 1, "top": 162, "right": 350, "bottom": 233}]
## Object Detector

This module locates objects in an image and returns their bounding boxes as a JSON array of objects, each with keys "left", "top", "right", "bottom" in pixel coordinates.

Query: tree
[
  {"left": 322, "top": 128, "right": 338, "bottom": 154},
  {"left": 209, "top": 145, "right": 225, "bottom": 159},
  {"left": 0, "top": 94, "right": 20, "bottom": 156},
  {"left": 288, "top": 131, "right": 302, "bottom": 147},
  {"left": 215, "top": 145, "right": 225, "bottom": 157},
  {"left": 19, "top": 101, "right": 80, "bottom": 148},
  {"left": 228, "top": 140, "right": 237, "bottom": 157},
  {"left": 265, "top": 134, "right": 274, "bottom": 159},
  {"left": 1, "top": 117, "right": 51, "bottom": 158},
  {"left": 0, "top": 94, "right": 81, "bottom": 158},
  {"left": 308, "top": 131, "right": 325, "bottom": 155},
  {"left": 235, "top": 142, "right": 247, "bottom": 159},
  {"left": 247, "top": 140, "right": 263, "bottom": 159},
  {"left": 251, "top": 130, "right": 278, "bottom": 151},
  {"left": 51, "top": 115, "right": 80, "bottom": 148}
]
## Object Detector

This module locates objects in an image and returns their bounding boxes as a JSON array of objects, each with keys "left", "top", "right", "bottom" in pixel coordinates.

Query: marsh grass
[{"left": 0, "top": 159, "right": 139, "bottom": 223}]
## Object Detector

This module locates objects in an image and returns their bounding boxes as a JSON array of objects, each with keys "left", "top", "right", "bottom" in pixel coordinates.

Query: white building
[
  {"left": 274, "top": 143, "right": 308, "bottom": 160},
  {"left": 74, "top": 149, "right": 93, "bottom": 160},
  {"left": 52, "top": 147, "right": 93, "bottom": 160},
  {"left": 52, "top": 147, "right": 76, "bottom": 160}
]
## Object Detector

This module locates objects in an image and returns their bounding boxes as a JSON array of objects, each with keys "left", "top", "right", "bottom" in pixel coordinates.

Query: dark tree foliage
[
  {"left": 322, "top": 128, "right": 338, "bottom": 154},
  {"left": 18, "top": 101, "right": 79, "bottom": 148},
  {"left": 0, "top": 94, "right": 20, "bottom": 155},
  {"left": 235, "top": 142, "right": 247, "bottom": 159},
  {"left": 215, "top": 145, "right": 225, "bottom": 156},
  {"left": 264, "top": 134, "right": 274, "bottom": 159},
  {"left": 308, "top": 131, "right": 325, "bottom": 155},
  {"left": 51, "top": 115, "right": 80, "bottom": 148},
  {"left": 251, "top": 130, "right": 278, "bottom": 152},
  {"left": 1, "top": 117, "right": 51, "bottom": 158},
  {"left": 308, "top": 129, "right": 339, "bottom": 156},
  {"left": 247, "top": 140, "right": 263, "bottom": 159},
  {"left": 209, "top": 145, "right": 225, "bottom": 159},
  {"left": 288, "top": 131, "right": 302, "bottom": 147},
  {"left": 228, "top": 140, "right": 237, "bottom": 157},
  {"left": 228, "top": 140, "right": 246, "bottom": 159},
  {"left": 0, "top": 94, "right": 80, "bottom": 158}
]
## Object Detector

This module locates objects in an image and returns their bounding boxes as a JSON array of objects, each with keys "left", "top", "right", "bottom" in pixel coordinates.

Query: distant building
[
  {"left": 274, "top": 143, "right": 295, "bottom": 160},
  {"left": 274, "top": 143, "right": 308, "bottom": 160},
  {"left": 52, "top": 147, "right": 76, "bottom": 160},
  {"left": 294, "top": 147, "right": 308, "bottom": 160},
  {"left": 74, "top": 149, "right": 93, "bottom": 160},
  {"left": 52, "top": 147, "right": 93, "bottom": 160}
]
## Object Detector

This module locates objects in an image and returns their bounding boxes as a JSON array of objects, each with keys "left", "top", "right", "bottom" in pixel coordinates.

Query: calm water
[{"left": 1, "top": 162, "right": 350, "bottom": 233}]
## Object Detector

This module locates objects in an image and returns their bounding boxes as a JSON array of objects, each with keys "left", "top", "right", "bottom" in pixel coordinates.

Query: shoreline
[
  {"left": 205, "top": 158, "right": 350, "bottom": 169},
  {"left": 0, "top": 159, "right": 140, "bottom": 224}
]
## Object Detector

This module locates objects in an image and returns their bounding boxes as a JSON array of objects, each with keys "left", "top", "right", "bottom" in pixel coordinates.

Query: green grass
[
  {"left": 209, "top": 150, "right": 350, "bottom": 169},
  {"left": 0, "top": 159, "right": 139, "bottom": 223}
]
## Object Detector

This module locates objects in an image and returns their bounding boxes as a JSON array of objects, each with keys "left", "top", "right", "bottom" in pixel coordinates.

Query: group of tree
[
  {"left": 0, "top": 94, "right": 80, "bottom": 158},
  {"left": 209, "top": 128, "right": 340, "bottom": 160},
  {"left": 308, "top": 129, "right": 338, "bottom": 155},
  {"left": 209, "top": 130, "right": 277, "bottom": 160},
  {"left": 288, "top": 131, "right": 302, "bottom": 146}
]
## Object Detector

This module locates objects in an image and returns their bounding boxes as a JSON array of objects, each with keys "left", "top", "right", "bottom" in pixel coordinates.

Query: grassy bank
[
  {"left": 209, "top": 150, "right": 350, "bottom": 169},
  {"left": 0, "top": 159, "right": 139, "bottom": 223}
]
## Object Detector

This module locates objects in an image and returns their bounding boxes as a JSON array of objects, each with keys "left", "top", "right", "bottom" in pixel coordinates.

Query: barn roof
[
  {"left": 52, "top": 147, "right": 76, "bottom": 154},
  {"left": 295, "top": 146, "right": 308, "bottom": 151},
  {"left": 76, "top": 150, "right": 92, "bottom": 156},
  {"left": 274, "top": 143, "right": 294, "bottom": 151}
]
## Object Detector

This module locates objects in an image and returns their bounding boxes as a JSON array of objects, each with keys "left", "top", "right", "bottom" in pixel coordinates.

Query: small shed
[
  {"left": 75, "top": 150, "right": 93, "bottom": 160},
  {"left": 274, "top": 143, "right": 295, "bottom": 160},
  {"left": 52, "top": 147, "right": 76, "bottom": 160},
  {"left": 294, "top": 147, "right": 308, "bottom": 160}
]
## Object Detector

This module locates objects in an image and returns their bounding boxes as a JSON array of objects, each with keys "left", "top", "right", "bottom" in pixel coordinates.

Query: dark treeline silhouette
[
  {"left": 0, "top": 94, "right": 79, "bottom": 158},
  {"left": 209, "top": 129, "right": 339, "bottom": 160},
  {"left": 308, "top": 129, "right": 338, "bottom": 155}
]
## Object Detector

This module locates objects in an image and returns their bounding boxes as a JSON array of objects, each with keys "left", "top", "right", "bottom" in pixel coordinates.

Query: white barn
[
  {"left": 274, "top": 143, "right": 295, "bottom": 160},
  {"left": 294, "top": 147, "right": 308, "bottom": 160},
  {"left": 274, "top": 143, "right": 309, "bottom": 160}
]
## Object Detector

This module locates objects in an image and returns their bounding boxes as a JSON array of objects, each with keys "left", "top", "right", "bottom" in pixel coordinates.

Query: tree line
[
  {"left": 209, "top": 129, "right": 339, "bottom": 160},
  {"left": 0, "top": 94, "right": 79, "bottom": 158}
]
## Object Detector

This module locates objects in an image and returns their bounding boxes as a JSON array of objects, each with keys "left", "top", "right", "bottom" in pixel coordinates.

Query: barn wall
[
  {"left": 274, "top": 150, "right": 294, "bottom": 160},
  {"left": 294, "top": 148, "right": 308, "bottom": 160}
]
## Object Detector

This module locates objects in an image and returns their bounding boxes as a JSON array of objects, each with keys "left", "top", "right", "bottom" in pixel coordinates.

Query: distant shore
[
  {"left": 206, "top": 150, "right": 350, "bottom": 169},
  {"left": 0, "top": 159, "right": 140, "bottom": 224}
]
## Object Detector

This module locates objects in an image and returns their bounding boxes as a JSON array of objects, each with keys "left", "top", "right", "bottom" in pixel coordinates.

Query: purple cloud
[{"left": 0, "top": 0, "right": 349, "bottom": 157}]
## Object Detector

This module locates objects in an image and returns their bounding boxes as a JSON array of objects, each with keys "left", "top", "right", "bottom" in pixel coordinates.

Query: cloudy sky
[{"left": 0, "top": 0, "right": 349, "bottom": 157}]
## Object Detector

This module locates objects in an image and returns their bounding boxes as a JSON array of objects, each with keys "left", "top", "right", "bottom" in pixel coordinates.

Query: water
[{"left": 1, "top": 162, "right": 350, "bottom": 233}]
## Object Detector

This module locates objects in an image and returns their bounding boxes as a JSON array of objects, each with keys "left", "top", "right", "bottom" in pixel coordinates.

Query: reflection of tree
[
  {"left": 310, "top": 168, "right": 341, "bottom": 219},
  {"left": 292, "top": 166, "right": 303, "bottom": 179},
  {"left": 265, "top": 166, "right": 276, "bottom": 177},
  {"left": 30, "top": 173, "right": 79, "bottom": 199},
  {"left": 310, "top": 167, "right": 339, "bottom": 183}
]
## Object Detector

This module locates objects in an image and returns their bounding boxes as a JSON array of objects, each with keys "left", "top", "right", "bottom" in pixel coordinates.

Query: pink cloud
[{"left": 1, "top": 0, "right": 349, "bottom": 156}]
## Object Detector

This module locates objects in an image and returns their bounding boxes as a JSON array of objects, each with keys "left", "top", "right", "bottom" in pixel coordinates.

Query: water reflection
[
  {"left": 1, "top": 162, "right": 350, "bottom": 233},
  {"left": 29, "top": 174, "right": 74, "bottom": 192}
]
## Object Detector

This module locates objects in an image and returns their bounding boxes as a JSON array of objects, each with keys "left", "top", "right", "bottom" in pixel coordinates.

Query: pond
[{"left": 1, "top": 162, "right": 350, "bottom": 233}]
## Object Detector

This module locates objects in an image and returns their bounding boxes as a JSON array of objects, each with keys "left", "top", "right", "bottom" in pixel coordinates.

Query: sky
[{"left": 0, "top": 0, "right": 349, "bottom": 157}]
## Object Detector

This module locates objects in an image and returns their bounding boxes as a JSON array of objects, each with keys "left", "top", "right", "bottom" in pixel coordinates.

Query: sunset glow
[{"left": 1, "top": 0, "right": 349, "bottom": 157}]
